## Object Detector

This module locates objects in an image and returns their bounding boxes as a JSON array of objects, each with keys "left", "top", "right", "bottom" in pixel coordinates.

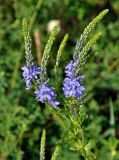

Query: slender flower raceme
[
  {"left": 63, "top": 10, "right": 109, "bottom": 101},
  {"left": 22, "top": 20, "right": 59, "bottom": 108},
  {"left": 34, "top": 26, "right": 60, "bottom": 108},
  {"left": 21, "top": 19, "right": 41, "bottom": 89}
]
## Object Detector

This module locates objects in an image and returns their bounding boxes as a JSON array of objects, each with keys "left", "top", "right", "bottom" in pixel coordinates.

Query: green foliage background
[{"left": 0, "top": 0, "right": 119, "bottom": 159}]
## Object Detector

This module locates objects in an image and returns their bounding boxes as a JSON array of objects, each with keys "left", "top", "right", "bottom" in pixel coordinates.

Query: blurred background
[{"left": 0, "top": 0, "right": 119, "bottom": 159}]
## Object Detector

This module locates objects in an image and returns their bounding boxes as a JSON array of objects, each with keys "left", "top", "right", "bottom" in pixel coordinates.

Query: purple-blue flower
[
  {"left": 65, "top": 60, "right": 78, "bottom": 77},
  {"left": 63, "top": 59, "right": 85, "bottom": 101},
  {"left": 63, "top": 76, "right": 84, "bottom": 100},
  {"left": 35, "top": 82, "right": 59, "bottom": 108},
  {"left": 21, "top": 65, "right": 41, "bottom": 89}
]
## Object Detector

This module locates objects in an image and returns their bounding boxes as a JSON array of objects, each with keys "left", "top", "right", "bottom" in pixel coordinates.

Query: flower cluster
[
  {"left": 21, "top": 65, "right": 40, "bottom": 89},
  {"left": 35, "top": 81, "right": 59, "bottom": 108},
  {"left": 22, "top": 65, "right": 59, "bottom": 108},
  {"left": 64, "top": 60, "right": 78, "bottom": 77},
  {"left": 63, "top": 60, "right": 84, "bottom": 101}
]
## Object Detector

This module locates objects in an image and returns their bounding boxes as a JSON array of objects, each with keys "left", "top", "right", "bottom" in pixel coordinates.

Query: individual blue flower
[
  {"left": 63, "top": 75, "right": 84, "bottom": 100},
  {"left": 21, "top": 65, "right": 41, "bottom": 89},
  {"left": 65, "top": 60, "right": 78, "bottom": 77},
  {"left": 35, "top": 81, "right": 59, "bottom": 108}
]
